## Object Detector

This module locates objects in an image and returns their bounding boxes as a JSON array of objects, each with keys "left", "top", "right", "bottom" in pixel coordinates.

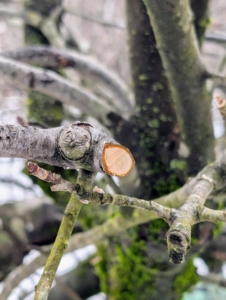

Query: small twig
[
  {"left": 205, "top": 31, "right": 226, "bottom": 45},
  {"left": 28, "top": 162, "right": 167, "bottom": 213},
  {"left": 165, "top": 160, "right": 226, "bottom": 264},
  {"left": 63, "top": 8, "right": 125, "bottom": 29}
]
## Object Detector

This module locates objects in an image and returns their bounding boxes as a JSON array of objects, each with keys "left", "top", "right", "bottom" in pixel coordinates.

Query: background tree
[{"left": 0, "top": 0, "right": 226, "bottom": 299}]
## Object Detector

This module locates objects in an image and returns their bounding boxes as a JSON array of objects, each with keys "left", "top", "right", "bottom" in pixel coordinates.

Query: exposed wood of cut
[{"left": 102, "top": 143, "right": 135, "bottom": 177}]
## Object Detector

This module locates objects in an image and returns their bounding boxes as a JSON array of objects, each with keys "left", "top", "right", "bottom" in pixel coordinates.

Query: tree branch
[
  {"left": 143, "top": 0, "right": 214, "bottom": 174},
  {"left": 0, "top": 122, "right": 134, "bottom": 177},
  {"left": 205, "top": 31, "right": 226, "bottom": 44},
  {"left": 2, "top": 46, "right": 134, "bottom": 114},
  {"left": 0, "top": 174, "right": 200, "bottom": 299},
  {"left": 63, "top": 8, "right": 125, "bottom": 29},
  {"left": 34, "top": 169, "right": 95, "bottom": 300},
  {"left": 165, "top": 157, "right": 226, "bottom": 264},
  {"left": 29, "top": 160, "right": 226, "bottom": 266},
  {"left": 27, "top": 162, "right": 166, "bottom": 212},
  {"left": 0, "top": 56, "right": 115, "bottom": 125}
]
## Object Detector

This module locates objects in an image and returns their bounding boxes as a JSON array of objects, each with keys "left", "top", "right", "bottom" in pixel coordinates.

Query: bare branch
[
  {"left": 0, "top": 56, "right": 115, "bottom": 124},
  {"left": 28, "top": 162, "right": 160, "bottom": 211},
  {"left": 29, "top": 161, "right": 226, "bottom": 267},
  {"left": 2, "top": 46, "right": 134, "bottom": 114},
  {"left": 63, "top": 8, "right": 125, "bottom": 29},
  {"left": 165, "top": 157, "right": 226, "bottom": 264},
  {"left": 205, "top": 31, "right": 226, "bottom": 45},
  {"left": 0, "top": 175, "right": 199, "bottom": 299},
  {"left": 0, "top": 122, "right": 135, "bottom": 177},
  {"left": 0, "top": 5, "right": 24, "bottom": 18}
]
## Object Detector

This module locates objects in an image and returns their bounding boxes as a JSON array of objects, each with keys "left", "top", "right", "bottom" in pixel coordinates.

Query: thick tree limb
[
  {"left": 0, "top": 122, "right": 134, "bottom": 177},
  {"left": 2, "top": 46, "right": 134, "bottom": 114},
  {"left": 143, "top": 0, "right": 214, "bottom": 174},
  {"left": 0, "top": 56, "right": 115, "bottom": 124}
]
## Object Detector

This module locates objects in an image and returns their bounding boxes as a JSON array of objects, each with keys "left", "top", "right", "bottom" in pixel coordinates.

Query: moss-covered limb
[
  {"left": 0, "top": 56, "right": 114, "bottom": 125},
  {"left": 124, "top": 0, "right": 180, "bottom": 199},
  {"left": 143, "top": 0, "right": 214, "bottom": 174},
  {"left": 199, "top": 207, "right": 226, "bottom": 223},
  {"left": 2, "top": 46, "right": 134, "bottom": 114},
  {"left": 191, "top": 0, "right": 210, "bottom": 45},
  {"left": 34, "top": 193, "right": 82, "bottom": 300},
  {"left": 29, "top": 7, "right": 65, "bottom": 48},
  {"left": 34, "top": 169, "right": 94, "bottom": 300},
  {"left": 23, "top": 0, "right": 65, "bottom": 48},
  {"left": 166, "top": 160, "right": 226, "bottom": 264}
]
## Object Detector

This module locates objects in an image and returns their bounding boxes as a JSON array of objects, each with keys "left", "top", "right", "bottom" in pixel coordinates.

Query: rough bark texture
[
  {"left": 0, "top": 122, "right": 132, "bottom": 175},
  {"left": 98, "top": 1, "right": 191, "bottom": 299},
  {"left": 143, "top": 0, "right": 214, "bottom": 174},
  {"left": 109, "top": 0, "right": 181, "bottom": 199}
]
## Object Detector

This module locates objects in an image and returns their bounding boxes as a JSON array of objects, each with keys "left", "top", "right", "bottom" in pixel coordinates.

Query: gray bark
[
  {"left": 2, "top": 46, "right": 134, "bottom": 114},
  {"left": 0, "top": 56, "right": 114, "bottom": 125},
  {"left": 0, "top": 122, "right": 124, "bottom": 174}
]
